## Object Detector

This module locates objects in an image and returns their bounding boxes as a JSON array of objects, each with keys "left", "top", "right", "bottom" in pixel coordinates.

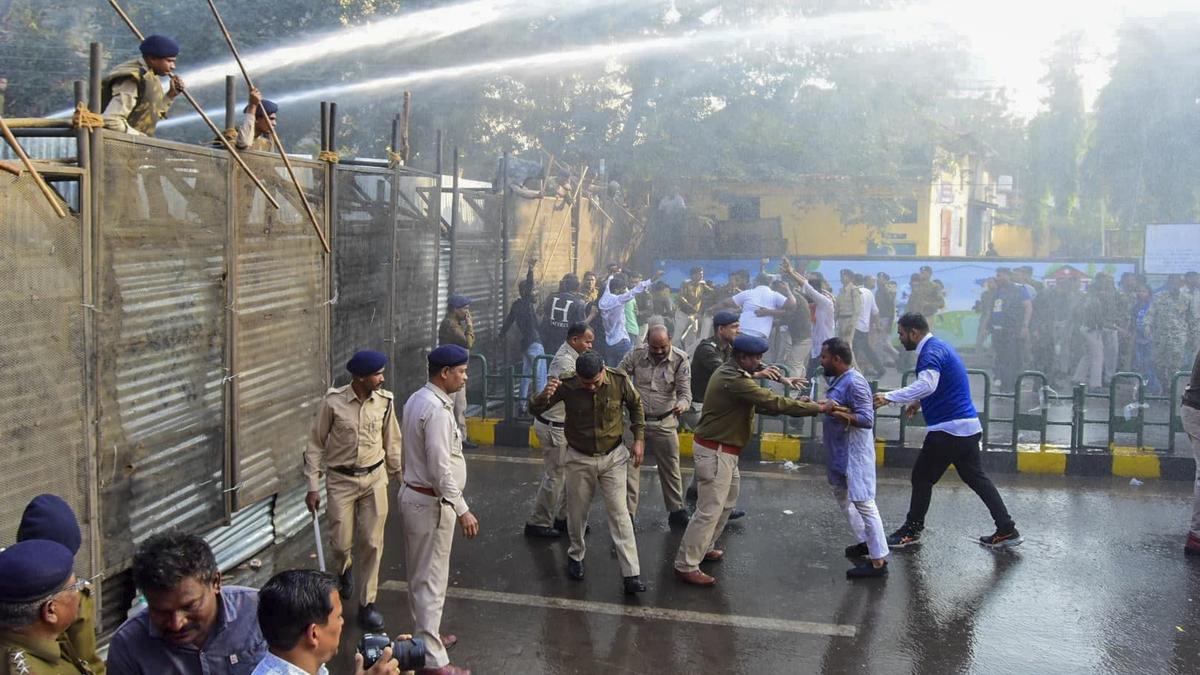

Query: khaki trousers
[
  {"left": 675, "top": 445, "right": 740, "bottom": 573},
  {"left": 326, "top": 469, "right": 388, "bottom": 604},
  {"left": 675, "top": 310, "right": 702, "bottom": 353},
  {"left": 528, "top": 420, "right": 569, "bottom": 527},
  {"left": 399, "top": 486, "right": 456, "bottom": 668},
  {"left": 452, "top": 386, "right": 467, "bottom": 435},
  {"left": 782, "top": 334, "right": 812, "bottom": 380},
  {"left": 564, "top": 445, "right": 640, "bottom": 576},
  {"left": 626, "top": 421, "right": 684, "bottom": 517}
]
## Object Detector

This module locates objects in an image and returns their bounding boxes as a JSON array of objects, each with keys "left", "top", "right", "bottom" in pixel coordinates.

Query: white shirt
[
  {"left": 598, "top": 280, "right": 651, "bottom": 346},
  {"left": 800, "top": 281, "right": 835, "bottom": 358},
  {"left": 856, "top": 287, "right": 878, "bottom": 332},
  {"left": 881, "top": 333, "right": 983, "bottom": 437},
  {"left": 251, "top": 653, "right": 328, "bottom": 675},
  {"left": 732, "top": 285, "right": 788, "bottom": 338},
  {"left": 401, "top": 383, "right": 469, "bottom": 515}
]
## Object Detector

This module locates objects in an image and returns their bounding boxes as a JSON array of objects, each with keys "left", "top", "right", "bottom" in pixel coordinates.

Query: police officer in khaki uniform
[
  {"left": 529, "top": 350, "right": 648, "bottom": 595},
  {"left": 438, "top": 295, "right": 478, "bottom": 448},
  {"left": 15, "top": 495, "right": 103, "bottom": 675},
  {"left": 400, "top": 344, "right": 477, "bottom": 675},
  {"left": 675, "top": 335, "right": 834, "bottom": 587},
  {"left": 0, "top": 540, "right": 93, "bottom": 675},
  {"left": 101, "top": 35, "right": 184, "bottom": 136},
  {"left": 304, "top": 349, "right": 402, "bottom": 632},
  {"left": 235, "top": 87, "right": 277, "bottom": 152},
  {"left": 618, "top": 325, "right": 691, "bottom": 527}
]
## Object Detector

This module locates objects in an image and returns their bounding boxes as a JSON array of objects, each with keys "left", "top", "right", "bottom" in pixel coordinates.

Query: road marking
[{"left": 379, "top": 580, "right": 856, "bottom": 638}]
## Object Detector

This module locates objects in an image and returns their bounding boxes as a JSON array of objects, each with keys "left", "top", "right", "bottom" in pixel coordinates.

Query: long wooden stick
[
  {"left": 105, "top": 0, "right": 280, "bottom": 211},
  {"left": 203, "top": 0, "right": 329, "bottom": 253},
  {"left": 0, "top": 114, "right": 67, "bottom": 217},
  {"left": 0, "top": 160, "right": 21, "bottom": 176},
  {"left": 538, "top": 165, "right": 588, "bottom": 289}
]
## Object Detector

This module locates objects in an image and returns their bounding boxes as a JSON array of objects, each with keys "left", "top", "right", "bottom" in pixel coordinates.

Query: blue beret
[
  {"left": 712, "top": 310, "right": 739, "bottom": 326},
  {"left": 732, "top": 334, "right": 770, "bottom": 355},
  {"left": 346, "top": 350, "right": 387, "bottom": 376},
  {"left": 0, "top": 540, "right": 75, "bottom": 603},
  {"left": 429, "top": 344, "right": 469, "bottom": 368},
  {"left": 448, "top": 294, "right": 471, "bottom": 308},
  {"left": 139, "top": 34, "right": 181, "bottom": 58},
  {"left": 255, "top": 99, "right": 279, "bottom": 117},
  {"left": 18, "top": 494, "right": 81, "bottom": 555}
]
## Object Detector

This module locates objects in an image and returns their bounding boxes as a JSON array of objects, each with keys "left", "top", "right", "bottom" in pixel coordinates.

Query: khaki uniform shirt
[
  {"left": 401, "top": 383, "right": 469, "bottom": 516},
  {"left": 0, "top": 630, "right": 92, "bottom": 675},
  {"left": 236, "top": 112, "right": 272, "bottom": 152},
  {"left": 529, "top": 367, "right": 645, "bottom": 453},
  {"left": 101, "top": 58, "right": 176, "bottom": 136},
  {"left": 62, "top": 588, "right": 103, "bottom": 675},
  {"left": 538, "top": 342, "right": 582, "bottom": 423},
  {"left": 304, "top": 385, "right": 402, "bottom": 492},
  {"left": 678, "top": 280, "right": 708, "bottom": 316},
  {"left": 618, "top": 345, "right": 692, "bottom": 422},
  {"left": 438, "top": 314, "right": 475, "bottom": 349},
  {"left": 694, "top": 361, "right": 820, "bottom": 448}
]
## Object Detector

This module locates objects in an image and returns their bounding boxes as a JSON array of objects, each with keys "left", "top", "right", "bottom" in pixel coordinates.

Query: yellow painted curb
[
  {"left": 465, "top": 417, "right": 497, "bottom": 446},
  {"left": 1016, "top": 444, "right": 1068, "bottom": 475},
  {"left": 529, "top": 427, "right": 540, "bottom": 449},
  {"left": 760, "top": 433, "right": 801, "bottom": 462},
  {"left": 1111, "top": 445, "right": 1161, "bottom": 479},
  {"left": 875, "top": 439, "right": 886, "bottom": 467},
  {"left": 679, "top": 431, "right": 694, "bottom": 458}
]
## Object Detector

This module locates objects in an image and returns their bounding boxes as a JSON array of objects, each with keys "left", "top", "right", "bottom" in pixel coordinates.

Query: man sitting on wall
[{"left": 107, "top": 533, "right": 268, "bottom": 675}]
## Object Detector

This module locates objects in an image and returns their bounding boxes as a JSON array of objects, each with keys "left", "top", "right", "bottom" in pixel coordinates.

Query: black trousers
[
  {"left": 853, "top": 329, "right": 884, "bottom": 377},
  {"left": 906, "top": 431, "right": 1015, "bottom": 531},
  {"left": 992, "top": 329, "right": 1025, "bottom": 391}
]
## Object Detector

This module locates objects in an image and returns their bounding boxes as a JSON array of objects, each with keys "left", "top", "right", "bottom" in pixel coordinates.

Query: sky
[{"left": 919, "top": 0, "right": 1200, "bottom": 117}]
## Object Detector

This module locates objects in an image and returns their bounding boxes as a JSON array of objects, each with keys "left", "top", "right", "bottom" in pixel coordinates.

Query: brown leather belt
[
  {"left": 405, "top": 484, "right": 437, "bottom": 497},
  {"left": 695, "top": 437, "right": 741, "bottom": 456},
  {"left": 573, "top": 438, "right": 623, "bottom": 457},
  {"left": 329, "top": 458, "right": 385, "bottom": 477}
]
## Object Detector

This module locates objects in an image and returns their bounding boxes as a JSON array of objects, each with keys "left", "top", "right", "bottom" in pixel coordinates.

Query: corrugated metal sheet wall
[
  {"left": 232, "top": 153, "right": 330, "bottom": 508},
  {"left": 95, "top": 136, "right": 229, "bottom": 571},
  {"left": 391, "top": 173, "right": 440, "bottom": 395},
  {"left": 0, "top": 171, "right": 93, "bottom": 578},
  {"left": 449, "top": 189, "right": 503, "bottom": 366}
]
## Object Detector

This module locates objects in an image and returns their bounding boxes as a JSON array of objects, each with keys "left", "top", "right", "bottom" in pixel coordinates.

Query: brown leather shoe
[
  {"left": 703, "top": 549, "right": 724, "bottom": 561},
  {"left": 675, "top": 569, "right": 717, "bottom": 586},
  {"left": 417, "top": 666, "right": 471, "bottom": 675},
  {"left": 441, "top": 634, "right": 458, "bottom": 650}
]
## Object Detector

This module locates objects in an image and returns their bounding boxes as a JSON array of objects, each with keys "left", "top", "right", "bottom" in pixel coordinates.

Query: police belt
[
  {"left": 572, "top": 438, "right": 623, "bottom": 457},
  {"left": 534, "top": 414, "right": 565, "bottom": 429},
  {"left": 694, "top": 437, "right": 742, "bottom": 456},
  {"left": 329, "top": 458, "right": 385, "bottom": 477},
  {"left": 647, "top": 410, "right": 677, "bottom": 422}
]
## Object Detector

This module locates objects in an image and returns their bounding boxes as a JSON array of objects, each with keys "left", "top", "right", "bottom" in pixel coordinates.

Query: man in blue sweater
[{"left": 873, "top": 313, "right": 1022, "bottom": 549}]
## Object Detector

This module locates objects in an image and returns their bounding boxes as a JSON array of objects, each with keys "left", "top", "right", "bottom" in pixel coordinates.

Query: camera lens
[{"left": 392, "top": 637, "right": 426, "bottom": 671}]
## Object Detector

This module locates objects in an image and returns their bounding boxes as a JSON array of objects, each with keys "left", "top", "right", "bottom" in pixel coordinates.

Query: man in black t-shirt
[{"left": 541, "top": 273, "right": 589, "bottom": 356}]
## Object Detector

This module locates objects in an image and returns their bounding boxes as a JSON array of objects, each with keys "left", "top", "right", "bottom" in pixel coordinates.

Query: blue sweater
[{"left": 916, "top": 337, "right": 977, "bottom": 426}]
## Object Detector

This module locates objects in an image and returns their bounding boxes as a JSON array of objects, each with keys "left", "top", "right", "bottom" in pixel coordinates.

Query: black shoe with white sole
[
  {"left": 886, "top": 522, "right": 922, "bottom": 549},
  {"left": 979, "top": 527, "right": 1023, "bottom": 549}
]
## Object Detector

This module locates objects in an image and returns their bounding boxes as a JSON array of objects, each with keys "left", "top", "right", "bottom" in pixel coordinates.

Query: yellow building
[{"left": 687, "top": 148, "right": 1036, "bottom": 257}]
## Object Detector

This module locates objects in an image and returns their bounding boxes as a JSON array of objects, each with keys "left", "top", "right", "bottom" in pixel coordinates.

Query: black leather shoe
[
  {"left": 728, "top": 509, "right": 746, "bottom": 520},
  {"left": 523, "top": 523, "right": 562, "bottom": 538},
  {"left": 338, "top": 566, "right": 353, "bottom": 600},
  {"left": 623, "top": 575, "right": 647, "bottom": 594},
  {"left": 358, "top": 602, "right": 385, "bottom": 631},
  {"left": 555, "top": 519, "right": 590, "bottom": 535},
  {"left": 668, "top": 509, "right": 690, "bottom": 528},
  {"left": 567, "top": 559, "right": 585, "bottom": 580}
]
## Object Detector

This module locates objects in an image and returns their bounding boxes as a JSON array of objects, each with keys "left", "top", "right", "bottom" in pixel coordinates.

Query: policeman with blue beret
[
  {"left": 302, "top": 348, "right": 403, "bottom": 632},
  {"left": 0, "top": 540, "right": 92, "bottom": 675},
  {"left": 101, "top": 34, "right": 184, "bottom": 136},
  {"left": 15, "top": 495, "right": 104, "bottom": 675}
]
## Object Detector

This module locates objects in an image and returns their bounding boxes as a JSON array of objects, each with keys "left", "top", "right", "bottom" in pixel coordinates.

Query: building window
[{"left": 727, "top": 196, "right": 761, "bottom": 222}]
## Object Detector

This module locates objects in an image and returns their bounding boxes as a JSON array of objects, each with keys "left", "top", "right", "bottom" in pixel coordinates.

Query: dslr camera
[{"left": 358, "top": 633, "right": 426, "bottom": 671}]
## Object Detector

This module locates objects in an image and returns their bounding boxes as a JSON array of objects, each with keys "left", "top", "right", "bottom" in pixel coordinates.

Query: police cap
[
  {"left": 0, "top": 540, "right": 75, "bottom": 603},
  {"left": 346, "top": 350, "right": 387, "bottom": 376}
]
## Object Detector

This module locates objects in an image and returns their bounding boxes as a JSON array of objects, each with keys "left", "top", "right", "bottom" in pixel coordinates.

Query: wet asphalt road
[{"left": 259, "top": 446, "right": 1200, "bottom": 675}]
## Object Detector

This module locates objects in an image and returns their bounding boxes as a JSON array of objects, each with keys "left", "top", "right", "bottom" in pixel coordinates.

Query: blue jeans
[
  {"left": 521, "top": 342, "right": 547, "bottom": 402},
  {"left": 605, "top": 338, "right": 631, "bottom": 367}
]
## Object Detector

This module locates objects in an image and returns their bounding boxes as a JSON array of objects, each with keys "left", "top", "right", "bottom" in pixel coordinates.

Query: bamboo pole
[
  {"left": 0, "top": 160, "right": 21, "bottom": 176},
  {"left": 0, "top": 114, "right": 67, "bottom": 217},
  {"left": 105, "top": 0, "right": 280, "bottom": 211},
  {"left": 538, "top": 165, "right": 587, "bottom": 289},
  {"left": 203, "top": 0, "right": 329, "bottom": 253}
]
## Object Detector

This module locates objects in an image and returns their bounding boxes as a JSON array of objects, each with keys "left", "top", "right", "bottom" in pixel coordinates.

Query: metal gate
[
  {"left": 94, "top": 135, "right": 229, "bottom": 571},
  {"left": 0, "top": 169, "right": 93, "bottom": 577}
]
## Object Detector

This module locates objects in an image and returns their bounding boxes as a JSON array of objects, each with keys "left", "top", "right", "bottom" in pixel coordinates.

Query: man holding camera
[
  {"left": 400, "top": 344, "right": 478, "bottom": 675},
  {"left": 251, "top": 570, "right": 399, "bottom": 675}
]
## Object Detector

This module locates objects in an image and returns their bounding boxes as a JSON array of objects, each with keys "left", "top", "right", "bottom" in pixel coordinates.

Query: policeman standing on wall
[{"left": 304, "top": 350, "right": 403, "bottom": 632}]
